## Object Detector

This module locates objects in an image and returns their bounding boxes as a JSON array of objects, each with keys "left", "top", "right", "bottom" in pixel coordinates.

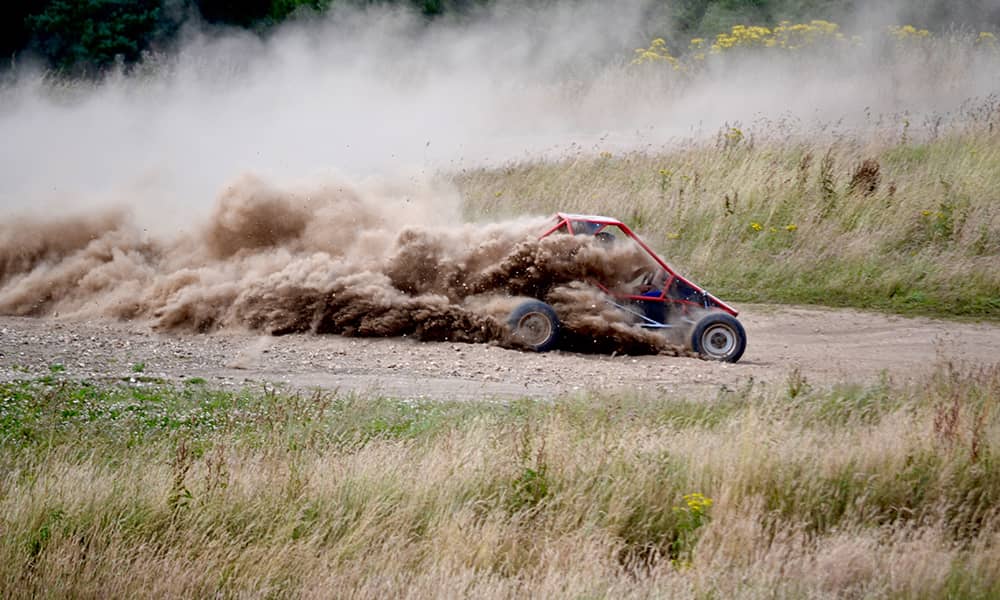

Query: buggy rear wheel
[
  {"left": 691, "top": 313, "right": 746, "bottom": 362},
  {"left": 507, "top": 300, "right": 560, "bottom": 352}
]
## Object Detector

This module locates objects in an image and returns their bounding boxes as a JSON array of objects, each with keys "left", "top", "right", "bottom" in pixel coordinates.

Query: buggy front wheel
[{"left": 691, "top": 313, "right": 746, "bottom": 363}]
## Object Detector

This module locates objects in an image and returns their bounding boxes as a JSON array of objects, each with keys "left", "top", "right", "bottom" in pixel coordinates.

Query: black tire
[
  {"left": 507, "top": 300, "right": 561, "bottom": 352},
  {"left": 690, "top": 312, "right": 746, "bottom": 363}
]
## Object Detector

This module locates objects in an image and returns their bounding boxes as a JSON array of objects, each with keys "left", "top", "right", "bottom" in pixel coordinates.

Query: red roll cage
[{"left": 540, "top": 213, "right": 738, "bottom": 318}]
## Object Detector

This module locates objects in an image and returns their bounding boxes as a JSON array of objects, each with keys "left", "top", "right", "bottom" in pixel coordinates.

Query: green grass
[
  {"left": 1, "top": 365, "right": 998, "bottom": 597},
  {"left": 455, "top": 127, "right": 1000, "bottom": 320}
]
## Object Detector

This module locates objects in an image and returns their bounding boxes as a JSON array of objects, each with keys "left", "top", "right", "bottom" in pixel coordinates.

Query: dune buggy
[{"left": 507, "top": 213, "right": 747, "bottom": 362}]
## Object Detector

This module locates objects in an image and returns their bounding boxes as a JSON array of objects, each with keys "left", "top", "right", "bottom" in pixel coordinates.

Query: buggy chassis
[{"left": 507, "top": 213, "right": 747, "bottom": 362}]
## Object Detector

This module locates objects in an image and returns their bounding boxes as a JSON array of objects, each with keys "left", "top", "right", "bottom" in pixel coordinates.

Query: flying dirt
[{"left": 0, "top": 174, "right": 685, "bottom": 356}]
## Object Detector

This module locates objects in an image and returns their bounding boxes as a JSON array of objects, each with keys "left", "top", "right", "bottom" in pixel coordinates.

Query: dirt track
[{"left": 2, "top": 305, "right": 998, "bottom": 399}]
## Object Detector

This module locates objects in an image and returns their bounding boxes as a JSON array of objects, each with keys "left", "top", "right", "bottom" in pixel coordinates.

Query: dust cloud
[{"left": 0, "top": 174, "right": 678, "bottom": 354}]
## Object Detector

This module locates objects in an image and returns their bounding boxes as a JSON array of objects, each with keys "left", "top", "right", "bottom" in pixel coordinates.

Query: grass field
[
  {"left": 3, "top": 17, "right": 1000, "bottom": 599},
  {"left": 2, "top": 364, "right": 998, "bottom": 598},
  {"left": 456, "top": 117, "right": 1000, "bottom": 320}
]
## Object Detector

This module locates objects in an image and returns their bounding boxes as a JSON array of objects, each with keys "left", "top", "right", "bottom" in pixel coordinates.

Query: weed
[
  {"left": 670, "top": 493, "right": 713, "bottom": 561},
  {"left": 796, "top": 151, "right": 813, "bottom": 193},
  {"left": 26, "top": 508, "right": 64, "bottom": 563},
  {"left": 723, "top": 191, "right": 737, "bottom": 216},
  {"left": 723, "top": 125, "right": 744, "bottom": 150},
  {"left": 168, "top": 436, "right": 193, "bottom": 513},
  {"left": 658, "top": 168, "right": 673, "bottom": 195},
  {"left": 847, "top": 158, "right": 881, "bottom": 196},
  {"left": 509, "top": 422, "right": 550, "bottom": 512},
  {"left": 818, "top": 149, "right": 837, "bottom": 216},
  {"left": 786, "top": 366, "right": 811, "bottom": 398}
]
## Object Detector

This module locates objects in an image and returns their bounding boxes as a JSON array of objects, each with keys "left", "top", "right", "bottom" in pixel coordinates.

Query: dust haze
[
  {"left": 1, "top": 0, "right": 998, "bottom": 352},
  {"left": 3, "top": 1, "right": 999, "bottom": 217}
]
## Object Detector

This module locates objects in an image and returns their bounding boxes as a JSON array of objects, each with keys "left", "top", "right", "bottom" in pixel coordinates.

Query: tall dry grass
[
  {"left": 454, "top": 109, "right": 1000, "bottom": 319},
  {"left": 1, "top": 364, "right": 998, "bottom": 598}
]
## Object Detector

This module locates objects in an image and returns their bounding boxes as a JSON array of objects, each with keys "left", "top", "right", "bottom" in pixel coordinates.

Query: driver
[{"left": 627, "top": 266, "right": 665, "bottom": 298}]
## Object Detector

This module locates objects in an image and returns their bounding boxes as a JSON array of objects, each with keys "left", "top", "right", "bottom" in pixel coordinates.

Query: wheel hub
[
  {"left": 702, "top": 324, "right": 736, "bottom": 357},
  {"left": 515, "top": 312, "right": 553, "bottom": 346}
]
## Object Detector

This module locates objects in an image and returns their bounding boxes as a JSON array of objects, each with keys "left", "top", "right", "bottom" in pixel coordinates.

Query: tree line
[
  {"left": 2, "top": 0, "right": 998, "bottom": 77},
  {"left": 0, "top": 0, "right": 486, "bottom": 76}
]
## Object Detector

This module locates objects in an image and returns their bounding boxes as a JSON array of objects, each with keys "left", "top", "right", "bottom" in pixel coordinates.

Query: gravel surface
[{"left": 2, "top": 305, "right": 998, "bottom": 399}]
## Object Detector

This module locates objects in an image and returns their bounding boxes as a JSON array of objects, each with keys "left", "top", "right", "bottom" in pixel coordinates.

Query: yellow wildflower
[
  {"left": 683, "top": 493, "right": 713, "bottom": 511},
  {"left": 889, "top": 25, "right": 931, "bottom": 42}
]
